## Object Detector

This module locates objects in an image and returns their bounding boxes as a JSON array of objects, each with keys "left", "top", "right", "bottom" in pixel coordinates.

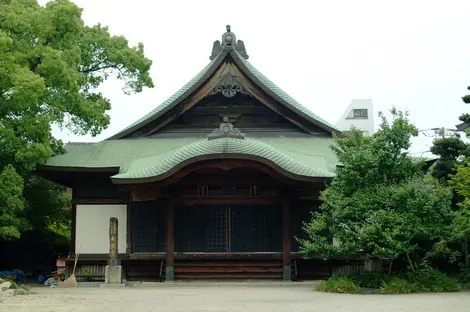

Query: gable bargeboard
[{"left": 109, "top": 51, "right": 339, "bottom": 139}]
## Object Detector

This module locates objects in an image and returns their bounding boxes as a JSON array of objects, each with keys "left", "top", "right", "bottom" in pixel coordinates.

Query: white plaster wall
[
  {"left": 76, "top": 204, "right": 127, "bottom": 254},
  {"left": 335, "top": 99, "right": 375, "bottom": 136}
]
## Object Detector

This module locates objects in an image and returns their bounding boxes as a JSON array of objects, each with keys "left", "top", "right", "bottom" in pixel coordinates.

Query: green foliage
[
  {"left": 428, "top": 86, "right": 470, "bottom": 267},
  {"left": 450, "top": 161, "right": 470, "bottom": 241},
  {"left": 0, "top": 165, "right": 27, "bottom": 240},
  {"left": 300, "top": 108, "right": 454, "bottom": 265},
  {"left": 318, "top": 269, "right": 461, "bottom": 294},
  {"left": 430, "top": 137, "right": 467, "bottom": 181},
  {"left": 316, "top": 274, "right": 360, "bottom": 294},
  {"left": 379, "top": 278, "right": 418, "bottom": 294},
  {"left": 82, "top": 268, "right": 93, "bottom": 282},
  {"left": 462, "top": 86, "right": 470, "bottom": 105},
  {"left": 406, "top": 267, "right": 461, "bottom": 292},
  {"left": 0, "top": 0, "right": 153, "bottom": 241},
  {"left": 350, "top": 271, "right": 392, "bottom": 288},
  {"left": 458, "top": 264, "right": 470, "bottom": 284}
]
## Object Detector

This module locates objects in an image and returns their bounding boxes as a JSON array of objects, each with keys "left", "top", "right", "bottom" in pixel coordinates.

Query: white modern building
[{"left": 335, "top": 99, "right": 374, "bottom": 136}]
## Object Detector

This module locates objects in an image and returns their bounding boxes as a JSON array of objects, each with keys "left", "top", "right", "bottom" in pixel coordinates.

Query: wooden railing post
[
  {"left": 165, "top": 197, "right": 175, "bottom": 281},
  {"left": 282, "top": 197, "right": 292, "bottom": 281}
]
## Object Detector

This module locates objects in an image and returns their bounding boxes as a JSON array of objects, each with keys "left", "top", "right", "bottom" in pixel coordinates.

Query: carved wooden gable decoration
[{"left": 109, "top": 26, "right": 340, "bottom": 139}]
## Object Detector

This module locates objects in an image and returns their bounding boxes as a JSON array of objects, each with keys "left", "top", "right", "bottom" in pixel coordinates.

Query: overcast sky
[{"left": 43, "top": 0, "right": 470, "bottom": 154}]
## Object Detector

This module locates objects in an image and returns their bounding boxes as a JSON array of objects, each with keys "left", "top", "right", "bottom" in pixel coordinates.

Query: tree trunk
[
  {"left": 406, "top": 253, "right": 415, "bottom": 271},
  {"left": 388, "top": 258, "right": 394, "bottom": 275}
]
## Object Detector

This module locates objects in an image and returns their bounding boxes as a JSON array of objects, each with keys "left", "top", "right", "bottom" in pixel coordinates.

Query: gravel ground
[{"left": 1, "top": 282, "right": 470, "bottom": 312}]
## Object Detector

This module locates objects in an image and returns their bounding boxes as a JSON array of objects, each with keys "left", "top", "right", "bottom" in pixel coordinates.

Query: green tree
[
  {"left": 430, "top": 137, "right": 467, "bottom": 182},
  {"left": 429, "top": 86, "right": 470, "bottom": 265},
  {"left": 450, "top": 158, "right": 470, "bottom": 265},
  {"left": 457, "top": 86, "right": 470, "bottom": 131},
  {"left": 0, "top": 0, "right": 153, "bottom": 241},
  {"left": 300, "top": 109, "right": 454, "bottom": 270},
  {"left": 450, "top": 162, "right": 470, "bottom": 240}
]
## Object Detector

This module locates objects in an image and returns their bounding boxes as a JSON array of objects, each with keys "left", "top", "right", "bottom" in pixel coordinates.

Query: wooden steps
[{"left": 174, "top": 260, "right": 283, "bottom": 280}]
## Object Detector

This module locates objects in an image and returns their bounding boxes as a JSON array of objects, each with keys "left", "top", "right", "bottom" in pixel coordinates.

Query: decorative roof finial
[{"left": 209, "top": 25, "right": 249, "bottom": 60}]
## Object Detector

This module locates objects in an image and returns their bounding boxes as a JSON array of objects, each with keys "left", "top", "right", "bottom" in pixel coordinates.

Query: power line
[{"left": 418, "top": 127, "right": 461, "bottom": 139}]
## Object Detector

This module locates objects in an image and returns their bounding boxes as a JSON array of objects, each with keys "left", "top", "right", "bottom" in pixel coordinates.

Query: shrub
[
  {"left": 406, "top": 268, "right": 461, "bottom": 292},
  {"left": 379, "top": 278, "right": 419, "bottom": 294},
  {"left": 83, "top": 269, "right": 93, "bottom": 282},
  {"left": 458, "top": 264, "right": 470, "bottom": 284},
  {"left": 316, "top": 274, "right": 360, "bottom": 294},
  {"left": 350, "top": 271, "right": 393, "bottom": 288}
]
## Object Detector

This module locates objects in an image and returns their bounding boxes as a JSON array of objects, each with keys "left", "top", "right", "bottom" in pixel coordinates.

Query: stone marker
[{"left": 102, "top": 217, "right": 124, "bottom": 287}]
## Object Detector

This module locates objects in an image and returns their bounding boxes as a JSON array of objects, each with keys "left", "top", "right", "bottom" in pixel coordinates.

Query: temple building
[{"left": 37, "top": 26, "right": 354, "bottom": 281}]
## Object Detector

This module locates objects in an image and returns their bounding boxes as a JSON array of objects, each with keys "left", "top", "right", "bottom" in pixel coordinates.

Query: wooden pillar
[
  {"left": 165, "top": 197, "right": 175, "bottom": 281},
  {"left": 70, "top": 188, "right": 77, "bottom": 279},
  {"left": 282, "top": 198, "right": 292, "bottom": 281},
  {"left": 71, "top": 200, "right": 77, "bottom": 256},
  {"left": 126, "top": 193, "right": 132, "bottom": 255}
]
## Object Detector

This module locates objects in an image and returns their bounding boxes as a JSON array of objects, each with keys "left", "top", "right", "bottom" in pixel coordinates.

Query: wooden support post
[
  {"left": 165, "top": 197, "right": 175, "bottom": 281},
  {"left": 282, "top": 198, "right": 292, "bottom": 281},
  {"left": 71, "top": 203, "right": 77, "bottom": 256},
  {"left": 126, "top": 193, "right": 132, "bottom": 255}
]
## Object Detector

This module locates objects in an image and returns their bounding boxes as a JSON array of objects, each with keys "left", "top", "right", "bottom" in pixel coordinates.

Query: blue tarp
[{"left": 0, "top": 270, "right": 25, "bottom": 283}]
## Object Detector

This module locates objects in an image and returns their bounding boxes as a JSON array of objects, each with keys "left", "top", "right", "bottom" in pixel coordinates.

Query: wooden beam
[
  {"left": 176, "top": 175, "right": 277, "bottom": 186},
  {"left": 192, "top": 106, "right": 270, "bottom": 116},
  {"left": 72, "top": 199, "right": 128, "bottom": 205},
  {"left": 165, "top": 197, "right": 175, "bottom": 281},
  {"left": 282, "top": 198, "right": 292, "bottom": 281},
  {"left": 143, "top": 62, "right": 232, "bottom": 136},
  {"left": 175, "top": 188, "right": 280, "bottom": 198},
  {"left": 151, "top": 159, "right": 301, "bottom": 186},
  {"left": 175, "top": 197, "right": 280, "bottom": 206},
  {"left": 175, "top": 252, "right": 284, "bottom": 260},
  {"left": 229, "top": 64, "right": 317, "bottom": 135}
]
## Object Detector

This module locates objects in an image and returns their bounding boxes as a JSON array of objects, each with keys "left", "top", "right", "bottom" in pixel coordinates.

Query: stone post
[
  {"left": 103, "top": 217, "right": 124, "bottom": 286},
  {"left": 364, "top": 258, "right": 382, "bottom": 272}
]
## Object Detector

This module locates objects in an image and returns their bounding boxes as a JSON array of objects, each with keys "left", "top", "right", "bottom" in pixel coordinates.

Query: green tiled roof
[
  {"left": 108, "top": 47, "right": 340, "bottom": 139},
  {"left": 107, "top": 51, "right": 226, "bottom": 139},
  {"left": 44, "top": 136, "right": 338, "bottom": 181},
  {"left": 112, "top": 137, "right": 335, "bottom": 182}
]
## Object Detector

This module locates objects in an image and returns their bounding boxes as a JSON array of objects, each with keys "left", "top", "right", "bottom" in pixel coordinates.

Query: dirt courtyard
[{"left": 2, "top": 282, "right": 470, "bottom": 312}]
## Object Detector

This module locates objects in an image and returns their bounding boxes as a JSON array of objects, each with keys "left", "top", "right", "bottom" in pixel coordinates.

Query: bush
[
  {"left": 379, "top": 278, "right": 419, "bottom": 294},
  {"left": 458, "top": 264, "right": 470, "bottom": 284},
  {"left": 83, "top": 269, "right": 93, "bottom": 282},
  {"left": 350, "top": 271, "right": 393, "bottom": 288},
  {"left": 317, "top": 274, "right": 360, "bottom": 294},
  {"left": 406, "top": 268, "right": 461, "bottom": 292}
]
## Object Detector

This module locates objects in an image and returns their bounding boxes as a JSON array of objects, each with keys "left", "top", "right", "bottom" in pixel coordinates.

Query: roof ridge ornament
[
  {"left": 208, "top": 117, "right": 246, "bottom": 140},
  {"left": 209, "top": 71, "right": 249, "bottom": 98},
  {"left": 210, "top": 25, "right": 249, "bottom": 60}
]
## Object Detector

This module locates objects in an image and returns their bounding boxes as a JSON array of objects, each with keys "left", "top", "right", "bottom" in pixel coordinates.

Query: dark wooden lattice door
[
  {"left": 230, "top": 205, "right": 282, "bottom": 252},
  {"left": 175, "top": 205, "right": 227, "bottom": 252},
  {"left": 132, "top": 201, "right": 166, "bottom": 252},
  {"left": 175, "top": 204, "right": 282, "bottom": 253}
]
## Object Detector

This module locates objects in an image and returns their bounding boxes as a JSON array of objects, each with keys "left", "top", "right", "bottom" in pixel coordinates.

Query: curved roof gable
[
  {"left": 111, "top": 137, "right": 335, "bottom": 184},
  {"left": 108, "top": 26, "right": 341, "bottom": 139}
]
